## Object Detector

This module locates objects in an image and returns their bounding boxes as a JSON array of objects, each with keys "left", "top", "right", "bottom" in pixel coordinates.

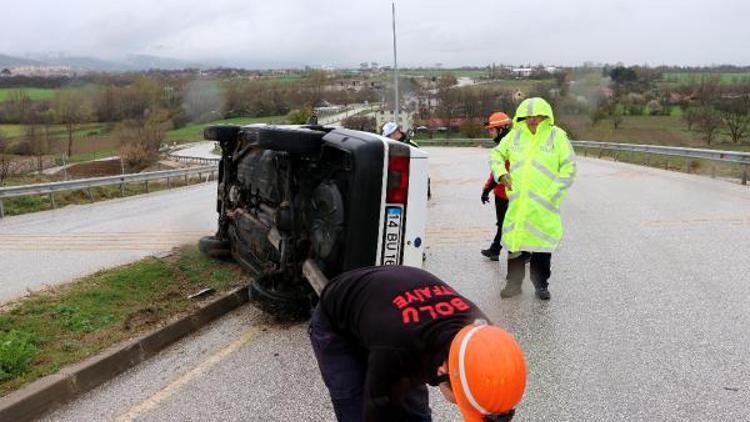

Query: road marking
[
  {"left": 114, "top": 326, "right": 262, "bottom": 422},
  {"left": 0, "top": 232, "right": 211, "bottom": 250},
  {"left": 644, "top": 215, "right": 750, "bottom": 227}
]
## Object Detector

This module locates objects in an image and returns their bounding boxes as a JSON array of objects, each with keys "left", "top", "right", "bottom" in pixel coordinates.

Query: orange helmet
[
  {"left": 448, "top": 321, "right": 527, "bottom": 421},
  {"left": 485, "top": 112, "right": 512, "bottom": 129}
]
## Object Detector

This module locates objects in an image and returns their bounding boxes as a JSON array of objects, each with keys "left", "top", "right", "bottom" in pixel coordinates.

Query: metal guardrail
[
  {"left": 417, "top": 138, "right": 750, "bottom": 185},
  {"left": 166, "top": 154, "right": 220, "bottom": 165},
  {"left": 572, "top": 141, "right": 750, "bottom": 185},
  {"left": 572, "top": 141, "right": 750, "bottom": 165},
  {"left": 0, "top": 165, "right": 218, "bottom": 218}
]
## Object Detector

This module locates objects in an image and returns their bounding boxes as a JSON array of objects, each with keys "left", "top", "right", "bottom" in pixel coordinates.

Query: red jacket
[{"left": 484, "top": 161, "right": 510, "bottom": 200}]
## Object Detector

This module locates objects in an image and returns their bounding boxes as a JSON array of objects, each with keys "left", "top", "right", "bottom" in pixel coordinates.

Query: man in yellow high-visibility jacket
[{"left": 490, "top": 97, "right": 576, "bottom": 300}]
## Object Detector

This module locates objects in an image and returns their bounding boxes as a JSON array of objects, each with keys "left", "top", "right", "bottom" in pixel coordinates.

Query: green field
[
  {"left": 662, "top": 72, "right": 750, "bottom": 85},
  {"left": 0, "top": 123, "right": 107, "bottom": 139},
  {"left": 165, "top": 115, "right": 288, "bottom": 142},
  {"left": 477, "top": 79, "right": 551, "bottom": 91},
  {"left": 556, "top": 114, "right": 750, "bottom": 148},
  {"left": 0, "top": 88, "right": 56, "bottom": 102}
]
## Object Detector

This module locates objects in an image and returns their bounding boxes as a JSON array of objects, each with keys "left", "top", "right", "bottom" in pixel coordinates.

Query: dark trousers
[
  {"left": 507, "top": 252, "right": 552, "bottom": 290},
  {"left": 489, "top": 196, "right": 509, "bottom": 253},
  {"left": 308, "top": 306, "right": 431, "bottom": 422}
]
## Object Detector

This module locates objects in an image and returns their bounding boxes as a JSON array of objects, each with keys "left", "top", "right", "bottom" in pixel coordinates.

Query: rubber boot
[
  {"left": 481, "top": 242, "right": 501, "bottom": 261},
  {"left": 500, "top": 253, "right": 525, "bottom": 298},
  {"left": 530, "top": 253, "right": 552, "bottom": 301}
]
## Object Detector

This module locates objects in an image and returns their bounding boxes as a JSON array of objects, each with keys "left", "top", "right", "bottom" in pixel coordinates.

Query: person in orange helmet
[
  {"left": 481, "top": 112, "right": 513, "bottom": 261},
  {"left": 309, "top": 266, "right": 526, "bottom": 421}
]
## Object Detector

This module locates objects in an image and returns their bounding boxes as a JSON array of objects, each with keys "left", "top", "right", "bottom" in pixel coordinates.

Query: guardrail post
[
  {"left": 711, "top": 165, "right": 716, "bottom": 179},
  {"left": 167, "top": 177, "right": 171, "bottom": 189},
  {"left": 665, "top": 159, "right": 669, "bottom": 170},
  {"left": 49, "top": 193, "right": 56, "bottom": 209},
  {"left": 144, "top": 180, "right": 150, "bottom": 193},
  {"left": 614, "top": 152, "right": 619, "bottom": 162},
  {"left": 742, "top": 165, "right": 748, "bottom": 185},
  {"left": 0, "top": 199, "right": 4, "bottom": 218},
  {"left": 120, "top": 178, "right": 126, "bottom": 197},
  {"left": 87, "top": 188, "right": 94, "bottom": 203},
  {"left": 184, "top": 175, "right": 189, "bottom": 186}
]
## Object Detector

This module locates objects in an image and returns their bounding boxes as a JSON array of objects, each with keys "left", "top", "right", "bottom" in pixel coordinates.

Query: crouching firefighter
[{"left": 309, "top": 266, "right": 527, "bottom": 421}]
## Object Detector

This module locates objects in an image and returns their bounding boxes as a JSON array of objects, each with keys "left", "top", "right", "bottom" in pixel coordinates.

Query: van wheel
[
  {"left": 310, "top": 181, "right": 345, "bottom": 263},
  {"left": 199, "top": 236, "right": 231, "bottom": 259},
  {"left": 249, "top": 273, "right": 315, "bottom": 321}
]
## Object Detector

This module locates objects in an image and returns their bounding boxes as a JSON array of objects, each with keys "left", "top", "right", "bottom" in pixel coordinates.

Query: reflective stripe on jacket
[{"left": 489, "top": 97, "right": 576, "bottom": 253}]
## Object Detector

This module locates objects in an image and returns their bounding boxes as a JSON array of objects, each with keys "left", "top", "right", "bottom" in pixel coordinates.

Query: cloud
[{"left": 1, "top": 0, "right": 748, "bottom": 67}]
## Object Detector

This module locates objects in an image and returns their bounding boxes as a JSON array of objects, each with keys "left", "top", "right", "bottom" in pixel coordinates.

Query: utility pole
[{"left": 392, "top": 2, "right": 399, "bottom": 125}]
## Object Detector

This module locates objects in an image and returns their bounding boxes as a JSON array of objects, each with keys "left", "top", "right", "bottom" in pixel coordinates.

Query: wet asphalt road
[
  {"left": 0, "top": 183, "right": 217, "bottom": 304},
  {"left": 42, "top": 147, "right": 750, "bottom": 421}
]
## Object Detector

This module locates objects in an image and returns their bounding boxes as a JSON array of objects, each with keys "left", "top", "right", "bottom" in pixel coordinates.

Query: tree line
[{"left": 0, "top": 70, "right": 379, "bottom": 174}]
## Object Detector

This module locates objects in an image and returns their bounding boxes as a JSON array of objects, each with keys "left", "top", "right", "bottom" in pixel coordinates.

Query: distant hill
[
  {"left": 0, "top": 52, "right": 304, "bottom": 71},
  {"left": 42, "top": 55, "right": 126, "bottom": 71},
  {"left": 0, "top": 54, "right": 44, "bottom": 68},
  {"left": 123, "top": 54, "right": 204, "bottom": 70},
  {"left": 0, "top": 53, "right": 208, "bottom": 71}
]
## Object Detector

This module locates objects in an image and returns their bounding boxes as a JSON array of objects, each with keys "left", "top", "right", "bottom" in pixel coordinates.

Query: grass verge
[
  {"left": 0, "top": 244, "right": 246, "bottom": 397},
  {"left": 574, "top": 146, "right": 750, "bottom": 181}
]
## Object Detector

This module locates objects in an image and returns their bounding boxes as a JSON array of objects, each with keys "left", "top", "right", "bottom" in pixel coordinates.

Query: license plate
[{"left": 381, "top": 206, "right": 403, "bottom": 265}]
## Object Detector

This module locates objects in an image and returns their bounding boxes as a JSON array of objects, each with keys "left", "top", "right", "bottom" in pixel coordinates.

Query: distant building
[
  {"left": 512, "top": 67, "right": 533, "bottom": 77},
  {"left": 0, "top": 68, "right": 11, "bottom": 77},
  {"left": 331, "top": 79, "right": 381, "bottom": 92},
  {"left": 375, "top": 108, "right": 415, "bottom": 133},
  {"left": 10, "top": 65, "right": 75, "bottom": 77}
]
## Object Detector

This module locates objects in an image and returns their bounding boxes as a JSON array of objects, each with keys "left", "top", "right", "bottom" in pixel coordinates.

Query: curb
[{"left": 0, "top": 286, "right": 250, "bottom": 422}]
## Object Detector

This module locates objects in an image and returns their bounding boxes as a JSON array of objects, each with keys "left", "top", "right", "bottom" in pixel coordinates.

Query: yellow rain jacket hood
[{"left": 489, "top": 97, "right": 576, "bottom": 253}]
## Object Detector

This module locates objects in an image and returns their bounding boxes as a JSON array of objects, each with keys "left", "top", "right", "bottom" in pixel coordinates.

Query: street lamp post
[{"left": 392, "top": 2, "right": 399, "bottom": 126}]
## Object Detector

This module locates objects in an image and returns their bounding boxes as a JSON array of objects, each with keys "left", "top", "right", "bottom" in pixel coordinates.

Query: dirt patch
[
  {"left": 122, "top": 306, "right": 163, "bottom": 331},
  {"left": 66, "top": 159, "right": 123, "bottom": 177}
]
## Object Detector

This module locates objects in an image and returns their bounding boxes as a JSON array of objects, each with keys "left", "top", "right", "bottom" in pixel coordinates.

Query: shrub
[
  {"left": 0, "top": 330, "right": 38, "bottom": 381},
  {"left": 460, "top": 119, "right": 485, "bottom": 138}
]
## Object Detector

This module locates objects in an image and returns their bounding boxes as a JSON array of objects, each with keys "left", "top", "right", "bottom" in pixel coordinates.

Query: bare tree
[
  {"left": 342, "top": 115, "right": 377, "bottom": 133},
  {"left": 54, "top": 89, "right": 93, "bottom": 157},
  {"left": 698, "top": 106, "right": 722, "bottom": 145},
  {"left": 612, "top": 104, "right": 624, "bottom": 129},
  {"left": 0, "top": 129, "right": 13, "bottom": 185},
  {"left": 116, "top": 109, "right": 172, "bottom": 171},
  {"left": 436, "top": 87, "right": 460, "bottom": 135},
  {"left": 306, "top": 70, "right": 329, "bottom": 107},
  {"left": 26, "top": 119, "right": 49, "bottom": 173},
  {"left": 460, "top": 119, "right": 484, "bottom": 138},
  {"left": 717, "top": 97, "right": 750, "bottom": 144},
  {"left": 694, "top": 75, "right": 722, "bottom": 107},
  {"left": 682, "top": 106, "right": 700, "bottom": 131}
]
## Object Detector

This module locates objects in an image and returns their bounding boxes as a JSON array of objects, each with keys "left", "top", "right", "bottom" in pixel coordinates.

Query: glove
[
  {"left": 481, "top": 189, "right": 491, "bottom": 204},
  {"left": 485, "top": 409, "right": 515, "bottom": 421},
  {"left": 499, "top": 174, "right": 513, "bottom": 191}
]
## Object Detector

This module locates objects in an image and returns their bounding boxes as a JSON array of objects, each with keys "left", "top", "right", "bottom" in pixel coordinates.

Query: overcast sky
[{"left": 3, "top": 0, "right": 749, "bottom": 67}]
